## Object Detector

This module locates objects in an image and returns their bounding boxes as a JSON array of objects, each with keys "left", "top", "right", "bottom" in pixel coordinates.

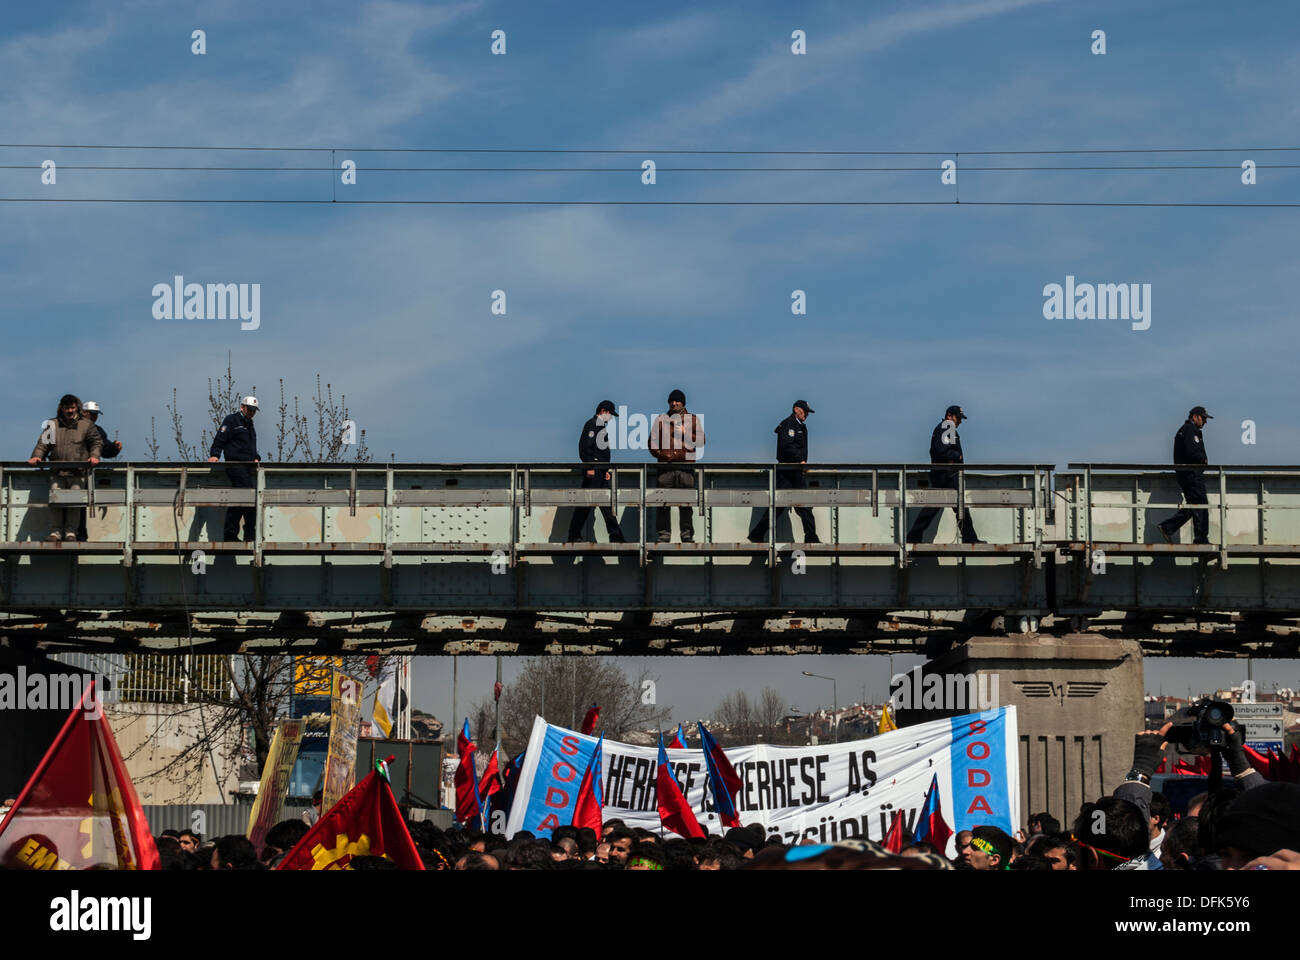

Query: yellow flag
[{"left": 878, "top": 704, "right": 897, "bottom": 733}]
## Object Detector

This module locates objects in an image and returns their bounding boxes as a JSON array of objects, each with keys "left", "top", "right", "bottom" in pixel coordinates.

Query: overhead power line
[
  {"left": 1, "top": 142, "right": 1294, "bottom": 207},
  {"left": 2, "top": 143, "right": 1299, "bottom": 154},
  {"left": 1, "top": 163, "right": 1298, "bottom": 172},
  {"left": 2, "top": 198, "right": 1297, "bottom": 208}
]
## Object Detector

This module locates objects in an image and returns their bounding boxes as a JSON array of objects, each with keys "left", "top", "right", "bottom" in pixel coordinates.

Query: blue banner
[{"left": 948, "top": 709, "right": 1015, "bottom": 835}]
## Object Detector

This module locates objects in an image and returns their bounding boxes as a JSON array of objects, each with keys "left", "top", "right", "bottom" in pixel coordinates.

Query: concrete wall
[{"left": 105, "top": 702, "right": 243, "bottom": 805}]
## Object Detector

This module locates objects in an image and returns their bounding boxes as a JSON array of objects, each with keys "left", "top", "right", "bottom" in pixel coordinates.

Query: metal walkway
[{"left": 1, "top": 461, "right": 1297, "bottom": 656}]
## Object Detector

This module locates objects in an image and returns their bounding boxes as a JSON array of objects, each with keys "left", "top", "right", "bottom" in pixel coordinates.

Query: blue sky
[{"left": 3, "top": 0, "right": 1298, "bottom": 720}]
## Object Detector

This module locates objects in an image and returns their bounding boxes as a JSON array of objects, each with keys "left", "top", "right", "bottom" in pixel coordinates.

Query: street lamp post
[{"left": 802, "top": 671, "right": 838, "bottom": 743}]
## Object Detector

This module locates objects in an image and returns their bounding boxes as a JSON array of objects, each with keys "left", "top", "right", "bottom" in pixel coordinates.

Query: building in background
[{"left": 49, "top": 652, "right": 242, "bottom": 804}]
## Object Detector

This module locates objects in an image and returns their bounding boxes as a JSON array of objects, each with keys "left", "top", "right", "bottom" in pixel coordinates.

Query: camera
[{"left": 1165, "top": 698, "right": 1234, "bottom": 754}]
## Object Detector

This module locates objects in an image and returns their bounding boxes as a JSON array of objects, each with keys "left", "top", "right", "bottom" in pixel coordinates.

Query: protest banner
[
  {"left": 246, "top": 719, "right": 305, "bottom": 853},
  {"left": 321, "top": 673, "right": 363, "bottom": 812},
  {"left": 505, "top": 707, "right": 1019, "bottom": 856}
]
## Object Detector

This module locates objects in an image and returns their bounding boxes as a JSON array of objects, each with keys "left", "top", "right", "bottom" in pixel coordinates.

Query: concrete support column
[{"left": 898, "top": 634, "right": 1144, "bottom": 832}]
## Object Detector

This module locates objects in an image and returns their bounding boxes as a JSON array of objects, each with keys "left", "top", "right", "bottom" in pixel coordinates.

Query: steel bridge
[{"left": 2, "top": 461, "right": 1298, "bottom": 657}]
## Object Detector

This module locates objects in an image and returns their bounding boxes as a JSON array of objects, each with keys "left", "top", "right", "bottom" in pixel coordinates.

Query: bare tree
[
  {"left": 145, "top": 353, "right": 373, "bottom": 462},
  {"left": 712, "top": 690, "right": 755, "bottom": 745},
  {"left": 468, "top": 658, "right": 672, "bottom": 759},
  {"left": 712, "top": 686, "right": 800, "bottom": 746},
  {"left": 757, "top": 687, "right": 788, "bottom": 740}
]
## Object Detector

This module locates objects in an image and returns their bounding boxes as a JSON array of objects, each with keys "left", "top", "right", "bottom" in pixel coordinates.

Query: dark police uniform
[
  {"left": 1160, "top": 419, "right": 1210, "bottom": 544},
  {"left": 906, "top": 419, "right": 980, "bottom": 543},
  {"left": 75, "top": 423, "right": 122, "bottom": 540},
  {"left": 92, "top": 424, "right": 121, "bottom": 459},
  {"left": 749, "top": 413, "right": 818, "bottom": 542},
  {"left": 210, "top": 411, "right": 260, "bottom": 541},
  {"left": 566, "top": 415, "right": 624, "bottom": 542}
]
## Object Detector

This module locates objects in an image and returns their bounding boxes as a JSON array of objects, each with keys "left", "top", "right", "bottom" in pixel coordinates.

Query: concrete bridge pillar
[{"left": 897, "top": 634, "right": 1144, "bottom": 832}]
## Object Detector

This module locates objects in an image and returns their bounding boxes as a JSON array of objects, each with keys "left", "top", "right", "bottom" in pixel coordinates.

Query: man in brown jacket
[
  {"left": 28, "top": 394, "right": 102, "bottom": 541},
  {"left": 649, "top": 389, "right": 705, "bottom": 542}
]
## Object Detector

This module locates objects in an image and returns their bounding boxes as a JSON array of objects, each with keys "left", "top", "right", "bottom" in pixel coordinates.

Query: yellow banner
[
  {"left": 321, "top": 673, "right": 364, "bottom": 812},
  {"left": 294, "top": 657, "right": 342, "bottom": 695},
  {"left": 246, "top": 720, "right": 305, "bottom": 854}
]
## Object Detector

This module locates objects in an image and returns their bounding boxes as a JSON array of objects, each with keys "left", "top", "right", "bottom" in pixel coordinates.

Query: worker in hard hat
[
  {"left": 80, "top": 401, "right": 123, "bottom": 460},
  {"left": 73, "top": 401, "right": 122, "bottom": 542},
  {"left": 207, "top": 396, "right": 261, "bottom": 542}
]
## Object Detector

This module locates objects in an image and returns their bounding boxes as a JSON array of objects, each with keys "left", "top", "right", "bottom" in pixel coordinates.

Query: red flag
[
  {"left": 883, "top": 810, "right": 909, "bottom": 853},
  {"left": 656, "top": 737, "right": 704, "bottom": 839},
  {"left": 580, "top": 705, "right": 599, "bottom": 735},
  {"left": 667, "top": 725, "right": 686, "bottom": 750},
  {"left": 0, "top": 680, "right": 158, "bottom": 870},
  {"left": 479, "top": 749, "right": 502, "bottom": 801},
  {"left": 1175, "top": 755, "right": 1212, "bottom": 776},
  {"left": 454, "top": 720, "right": 485, "bottom": 827},
  {"left": 911, "top": 774, "right": 953, "bottom": 854},
  {"left": 572, "top": 735, "right": 604, "bottom": 834},
  {"left": 277, "top": 764, "right": 423, "bottom": 870}
]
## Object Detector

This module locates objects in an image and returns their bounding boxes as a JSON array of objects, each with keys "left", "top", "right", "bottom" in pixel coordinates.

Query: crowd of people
[{"left": 162, "top": 722, "right": 1298, "bottom": 871}]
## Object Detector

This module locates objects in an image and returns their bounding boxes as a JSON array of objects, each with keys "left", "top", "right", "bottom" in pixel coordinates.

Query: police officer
[
  {"left": 749, "top": 400, "right": 819, "bottom": 543},
  {"left": 80, "top": 402, "right": 123, "bottom": 459},
  {"left": 1158, "top": 406, "right": 1212, "bottom": 545},
  {"left": 75, "top": 401, "right": 122, "bottom": 541},
  {"left": 906, "top": 405, "right": 982, "bottom": 544},
  {"left": 207, "top": 396, "right": 261, "bottom": 542},
  {"left": 566, "top": 400, "right": 626, "bottom": 543}
]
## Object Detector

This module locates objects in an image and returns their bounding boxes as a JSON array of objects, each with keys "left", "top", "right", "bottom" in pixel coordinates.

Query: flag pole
[{"left": 494, "top": 655, "right": 502, "bottom": 750}]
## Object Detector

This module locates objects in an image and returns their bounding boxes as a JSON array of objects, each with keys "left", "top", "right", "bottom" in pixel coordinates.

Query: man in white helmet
[
  {"left": 73, "top": 402, "right": 123, "bottom": 541},
  {"left": 80, "top": 402, "right": 123, "bottom": 459},
  {"left": 207, "top": 396, "right": 261, "bottom": 541}
]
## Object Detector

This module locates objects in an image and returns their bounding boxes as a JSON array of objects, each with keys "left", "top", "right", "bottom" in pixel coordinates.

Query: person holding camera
[{"left": 1072, "top": 709, "right": 1266, "bottom": 870}]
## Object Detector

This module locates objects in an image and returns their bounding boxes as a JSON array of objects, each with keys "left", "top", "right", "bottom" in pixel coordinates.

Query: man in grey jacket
[{"left": 28, "top": 394, "right": 102, "bottom": 541}]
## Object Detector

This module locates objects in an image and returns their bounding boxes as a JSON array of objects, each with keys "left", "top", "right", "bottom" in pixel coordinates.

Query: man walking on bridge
[
  {"left": 207, "top": 396, "right": 261, "bottom": 542},
  {"left": 1158, "top": 406, "right": 1212, "bottom": 545},
  {"left": 906, "top": 405, "right": 982, "bottom": 544},
  {"left": 567, "top": 400, "right": 626, "bottom": 544},
  {"left": 649, "top": 389, "right": 705, "bottom": 543},
  {"left": 749, "top": 400, "right": 819, "bottom": 543}
]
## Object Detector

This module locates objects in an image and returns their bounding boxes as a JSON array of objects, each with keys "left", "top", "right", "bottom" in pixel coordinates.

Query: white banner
[{"left": 505, "top": 707, "right": 1019, "bottom": 856}]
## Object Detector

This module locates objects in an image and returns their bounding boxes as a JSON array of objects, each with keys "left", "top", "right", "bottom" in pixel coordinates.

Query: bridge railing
[
  {"left": 1059, "top": 463, "right": 1300, "bottom": 564},
  {"left": 0, "top": 461, "right": 1055, "bottom": 563}
]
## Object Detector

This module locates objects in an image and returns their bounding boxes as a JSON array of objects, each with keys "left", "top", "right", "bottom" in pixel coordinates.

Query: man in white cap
[
  {"left": 207, "top": 396, "right": 261, "bottom": 541},
  {"left": 74, "top": 401, "right": 122, "bottom": 541},
  {"left": 80, "top": 402, "right": 123, "bottom": 459}
]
